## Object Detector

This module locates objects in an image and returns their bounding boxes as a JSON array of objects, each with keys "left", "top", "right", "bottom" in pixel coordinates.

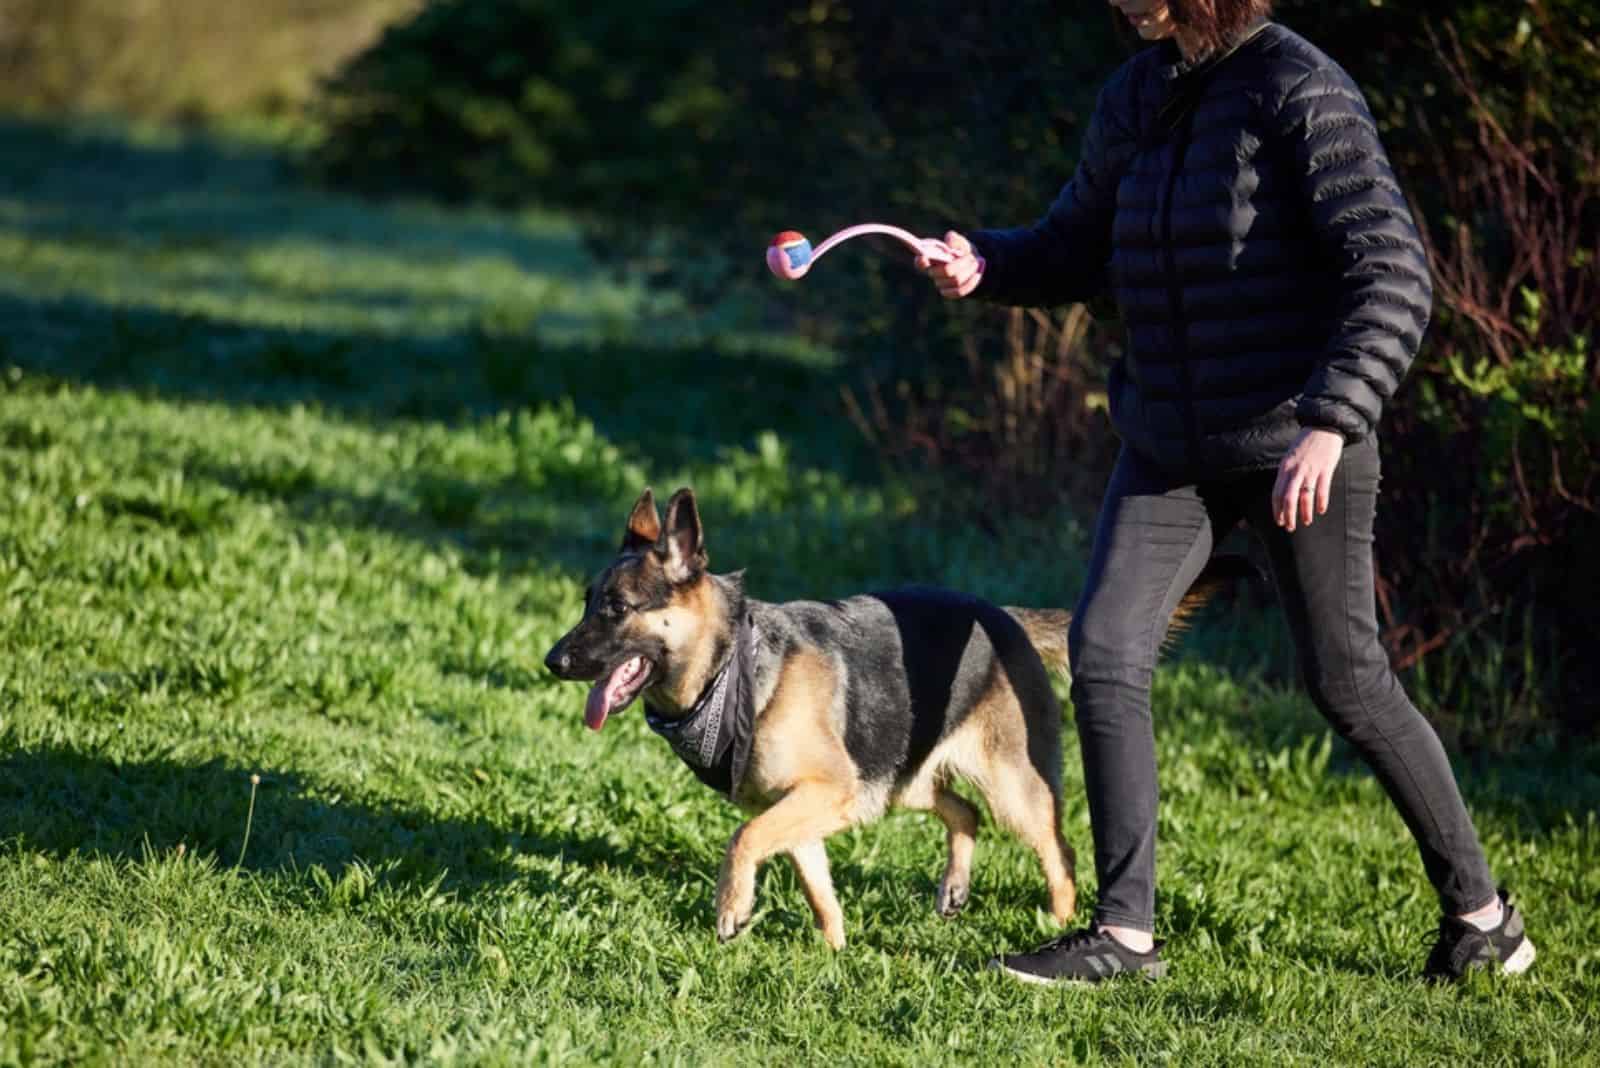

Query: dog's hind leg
[
  {"left": 788, "top": 840, "right": 846, "bottom": 949},
  {"left": 930, "top": 786, "right": 980, "bottom": 917},
  {"left": 959, "top": 673, "right": 1078, "bottom": 925},
  {"left": 980, "top": 756, "right": 1077, "bottom": 924}
]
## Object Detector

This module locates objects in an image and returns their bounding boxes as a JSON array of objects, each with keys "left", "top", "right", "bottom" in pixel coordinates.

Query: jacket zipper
[{"left": 1159, "top": 107, "right": 1203, "bottom": 473}]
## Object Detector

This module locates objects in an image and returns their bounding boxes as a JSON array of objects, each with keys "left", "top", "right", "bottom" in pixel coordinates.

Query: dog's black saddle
[{"left": 644, "top": 611, "right": 759, "bottom": 798}]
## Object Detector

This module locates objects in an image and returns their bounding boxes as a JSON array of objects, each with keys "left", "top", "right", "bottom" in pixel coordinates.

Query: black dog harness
[{"left": 644, "top": 612, "right": 760, "bottom": 799}]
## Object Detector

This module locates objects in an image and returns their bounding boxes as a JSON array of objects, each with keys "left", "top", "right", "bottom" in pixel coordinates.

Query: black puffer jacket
[{"left": 971, "top": 21, "right": 1431, "bottom": 477}]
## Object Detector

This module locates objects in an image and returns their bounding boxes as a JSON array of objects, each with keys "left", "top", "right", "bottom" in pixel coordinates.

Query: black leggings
[{"left": 1069, "top": 440, "right": 1497, "bottom": 932}]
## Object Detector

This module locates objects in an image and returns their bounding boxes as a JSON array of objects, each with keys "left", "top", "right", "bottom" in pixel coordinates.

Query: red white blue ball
[{"left": 766, "top": 230, "right": 813, "bottom": 279}]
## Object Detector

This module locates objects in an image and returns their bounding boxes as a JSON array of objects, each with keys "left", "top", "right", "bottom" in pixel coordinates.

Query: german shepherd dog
[{"left": 544, "top": 487, "right": 1237, "bottom": 949}]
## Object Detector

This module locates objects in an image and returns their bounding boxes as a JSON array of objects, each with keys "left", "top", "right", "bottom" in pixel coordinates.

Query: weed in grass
[{"left": 237, "top": 773, "right": 262, "bottom": 868}]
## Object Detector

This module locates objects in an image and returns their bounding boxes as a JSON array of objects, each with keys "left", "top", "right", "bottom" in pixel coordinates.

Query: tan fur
[
  {"left": 929, "top": 787, "right": 979, "bottom": 917},
  {"left": 1009, "top": 608, "right": 1072, "bottom": 673},
  {"left": 968, "top": 666, "right": 1078, "bottom": 923},
  {"left": 740, "top": 650, "right": 855, "bottom": 804},
  {"left": 624, "top": 489, "right": 661, "bottom": 545},
  {"left": 639, "top": 578, "right": 729, "bottom": 713},
  {"left": 716, "top": 650, "right": 862, "bottom": 943},
  {"left": 724, "top": 647, "right": 1076, "bottom": 947},
  {"left": 1008, "top": 555, "right": 1250, "bottom": 672},
  {"left": 788, "top": 841, "right": 845, "bottom": 949},
  {"left": 895, "top": 667, "right": 1077, "bottom": 925}
]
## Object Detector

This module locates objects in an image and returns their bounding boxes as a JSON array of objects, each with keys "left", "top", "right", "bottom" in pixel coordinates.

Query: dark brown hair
[{"left": 1167, "top": 0, "right": 1275, "bottom": 54}]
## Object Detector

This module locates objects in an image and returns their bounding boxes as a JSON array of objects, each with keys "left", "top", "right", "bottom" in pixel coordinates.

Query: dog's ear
[
  {"left": 621, "top": 487, "right": 661, "bottom": 552},
  {"left": 658, "top": 487, "right": 707, "bottom": 582}
]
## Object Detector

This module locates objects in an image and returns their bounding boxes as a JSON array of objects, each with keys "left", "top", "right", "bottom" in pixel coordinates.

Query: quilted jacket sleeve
[
  {"left": 1277, "top": 66, "right": 1433, "bottom": 441},
  {"left": 967, "top": 83, "right": 1122, "bottom": 309}
]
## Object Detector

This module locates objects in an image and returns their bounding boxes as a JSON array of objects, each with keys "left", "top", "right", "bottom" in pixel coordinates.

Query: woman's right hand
[{"left": 915, "top": 230, "right": 985, "bottom": 299}]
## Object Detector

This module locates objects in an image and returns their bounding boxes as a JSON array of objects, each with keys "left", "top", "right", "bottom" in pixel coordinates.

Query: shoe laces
[{"left": 1041, "top": 927, "right": 1112, "bottom": 954}]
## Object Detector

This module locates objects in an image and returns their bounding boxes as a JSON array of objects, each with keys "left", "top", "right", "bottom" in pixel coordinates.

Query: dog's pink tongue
[
  {"left": 583, "top": 657, "right": 642, "bottom": 732},
  {"left": 584, "top": 681, "right": 611, "bottom": 731}
]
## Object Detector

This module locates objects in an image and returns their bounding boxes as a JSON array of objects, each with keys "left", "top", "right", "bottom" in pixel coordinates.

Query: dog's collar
[{"left": 643, "top": 611, "right": 759, "bottom": 798}]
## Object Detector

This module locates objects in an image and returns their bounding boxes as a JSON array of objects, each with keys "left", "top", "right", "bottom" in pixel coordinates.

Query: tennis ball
[{"left": 766, "top": 230, "right": 812, "bottom": 279}]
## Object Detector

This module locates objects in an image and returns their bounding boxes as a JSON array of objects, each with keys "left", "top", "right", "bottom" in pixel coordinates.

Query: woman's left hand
[{"left": 1272, "top": 428, "right": 1345, "bottom": 531}]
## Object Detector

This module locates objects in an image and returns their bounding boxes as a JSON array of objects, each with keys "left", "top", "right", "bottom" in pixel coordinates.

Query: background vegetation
[{"left": 310, "top": 0, "right": 1598, "bottom": 742}]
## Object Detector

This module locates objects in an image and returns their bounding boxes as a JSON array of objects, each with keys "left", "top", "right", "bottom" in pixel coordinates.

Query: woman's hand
[
  {"left": 1272, "top": 428, "right": 1345, "bottom": 531},
  {"left": 915, "top": 230, "right": 985, "bottom": 299}
]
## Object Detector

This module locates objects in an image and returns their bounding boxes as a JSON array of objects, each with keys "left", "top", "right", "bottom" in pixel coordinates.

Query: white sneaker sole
[
  {"left": 989, "top": 959, "right": 1168, "bottom": 985},
  {"left": 995, "top": 962, "right": 1079, "bottom": 986},
  {"left": 1502, "top": 937, "right": 1536, "bottom": 975}
]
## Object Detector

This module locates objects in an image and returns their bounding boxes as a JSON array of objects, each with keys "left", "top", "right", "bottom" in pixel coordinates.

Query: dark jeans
[{"left": 1069, "top": 439, "right": 1497, "bottom": 932}]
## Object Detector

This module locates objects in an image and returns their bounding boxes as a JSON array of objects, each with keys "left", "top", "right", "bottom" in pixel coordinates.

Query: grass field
[{"left": 1, "top": 117, "right": 1598, "bottom": 1065}]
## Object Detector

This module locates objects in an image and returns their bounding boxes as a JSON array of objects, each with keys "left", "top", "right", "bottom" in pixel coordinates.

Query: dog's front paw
[
  {"left": 715, "top": 843, "right": 757, "bottom": 943},
  {"left": 716, "top": 902, "right": 754, "bottom": 943},
  {"left": 936, "top": 877, "right": 970, "bottom": 918}
]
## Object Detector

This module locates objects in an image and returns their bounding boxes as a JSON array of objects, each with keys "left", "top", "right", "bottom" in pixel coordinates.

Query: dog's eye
[{"left": 607, "top": 597, "right": 632, "bottom": 617}]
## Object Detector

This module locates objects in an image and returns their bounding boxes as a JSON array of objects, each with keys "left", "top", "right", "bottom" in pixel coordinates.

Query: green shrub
[
  {"left": 1356, "top": 4, "right": 1599, "bottom": 740},
  {"left": 311, "top": 0, "right": 1119, "bottom": 362},
  {"left": 313, "top": 1, "right": 734, "bottom": 214}
]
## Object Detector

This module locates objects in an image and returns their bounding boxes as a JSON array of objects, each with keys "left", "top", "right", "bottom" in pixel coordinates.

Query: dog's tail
[
  {"left": 1007, "top": 606, "right": 1074, "bottom": 673},
  {"left": 1008, "top": 553, "right": 1258, "bottom": 675}
]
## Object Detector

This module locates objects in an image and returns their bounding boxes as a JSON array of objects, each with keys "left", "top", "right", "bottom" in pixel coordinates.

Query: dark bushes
[
  {"left": 313, "top": 2, "right": 735, "bottom": 220},
  {"left": 311, "top": 0, "right": 1121, "bottom": 365}
]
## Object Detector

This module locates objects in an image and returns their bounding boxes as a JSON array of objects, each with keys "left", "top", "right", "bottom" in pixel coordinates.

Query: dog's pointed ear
[
  {"left": 621, "top": 488, "right": 661, "bottom": 553},
  {"left": 658, "top": 487, "right": 707, "bottom": 582}
]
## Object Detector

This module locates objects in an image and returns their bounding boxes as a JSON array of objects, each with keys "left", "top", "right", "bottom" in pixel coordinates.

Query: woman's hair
[{"left": 1167, "top": 0, "right": 1275, "bottom": 54}]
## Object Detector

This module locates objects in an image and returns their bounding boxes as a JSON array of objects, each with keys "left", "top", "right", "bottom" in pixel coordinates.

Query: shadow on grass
[
  {"left": 0, "top": 741, "right": 983, "bottom": 948},
  {"left": 1, "top": 290, "right": 856, "bottom": 482},
  {"left": 0, "top": 118, "right": 586, "bottom": 280},
  {"left": 0, "top": 728, "right": 1587, "bottom": 972},
  {"left": 0, "top": 742, "right": 698, "bottom": 911},
  {"left": 0, "top": 113, "right": 863, "bottom": 484}
]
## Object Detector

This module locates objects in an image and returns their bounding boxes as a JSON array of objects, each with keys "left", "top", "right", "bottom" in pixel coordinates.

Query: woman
[{"left": 917, "top": 0, "right": 1534, "bottom": 984}]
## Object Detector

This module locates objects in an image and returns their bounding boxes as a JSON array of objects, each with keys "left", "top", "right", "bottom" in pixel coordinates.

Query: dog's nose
[{"left": 544, "top": 645, "right": 570, "bottom": 677}]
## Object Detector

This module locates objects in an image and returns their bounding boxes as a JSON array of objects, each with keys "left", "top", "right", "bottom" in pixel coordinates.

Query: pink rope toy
[{"left": 766, "top": 224, "right": 962, "bottom": 280}]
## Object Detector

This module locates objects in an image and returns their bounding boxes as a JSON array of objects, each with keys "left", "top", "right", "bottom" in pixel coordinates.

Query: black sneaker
[
  {"left": 991, "top": 927, "right": 1168, "bottom": 986},
  {"left": 1423, "top": 889, "right": 1536, "bottom": 982}
]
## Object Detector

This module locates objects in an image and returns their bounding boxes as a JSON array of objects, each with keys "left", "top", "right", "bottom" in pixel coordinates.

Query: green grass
[{"left": 1, "top": 117, "right": 1598, "bottom": 1066}]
